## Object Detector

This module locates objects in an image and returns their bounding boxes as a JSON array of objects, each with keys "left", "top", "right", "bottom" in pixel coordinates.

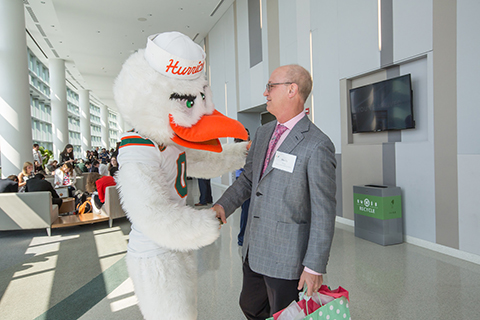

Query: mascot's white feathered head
[{"left": 114, "top": 31, "right": 247, "bottom": 152}]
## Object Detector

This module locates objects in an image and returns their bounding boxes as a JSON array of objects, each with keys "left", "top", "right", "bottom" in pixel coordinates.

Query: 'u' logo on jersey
[{"left": 175, "top": 152, "right": 187, "bottom": 198}]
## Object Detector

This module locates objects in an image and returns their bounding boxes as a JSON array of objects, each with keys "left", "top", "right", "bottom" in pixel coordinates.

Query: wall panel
[
  {"left": 337, "top": 0, "right": 380, "bottom": 78},
  {"left": 458, "top": 154, "right": 480, "bottom": 256},
  {"left": 457, "top": 0, "right": 480, "bottom": 154},
  {"left": 393, "top": 0, "right": 432, "bottom": 62},
  {"left": 457, "top": 0, "right": 480, "bottom": 256}
]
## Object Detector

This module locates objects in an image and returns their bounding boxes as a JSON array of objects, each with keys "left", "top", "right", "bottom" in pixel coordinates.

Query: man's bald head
[{"left": 281, "top": 65, "right": 313, "bottom": 103}]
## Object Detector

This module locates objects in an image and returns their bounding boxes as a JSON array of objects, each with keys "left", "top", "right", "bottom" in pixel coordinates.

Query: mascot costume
[{"left": 113, "top": 31, "right": 249, "bottom": 319}]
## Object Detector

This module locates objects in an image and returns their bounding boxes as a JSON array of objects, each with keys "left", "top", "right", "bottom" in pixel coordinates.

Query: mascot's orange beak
[{"left": 169, "top": 110, "right": 248, "bottom": 152}]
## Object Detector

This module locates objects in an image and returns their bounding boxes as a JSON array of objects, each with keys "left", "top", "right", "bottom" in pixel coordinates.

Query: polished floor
[{"left": 1, "top": 188, "right": 480, "bottom": 319}]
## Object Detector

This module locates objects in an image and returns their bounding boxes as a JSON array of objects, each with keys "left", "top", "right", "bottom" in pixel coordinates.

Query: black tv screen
[{"left": 350, "top": 74, "right": 415, "bottom": 133}]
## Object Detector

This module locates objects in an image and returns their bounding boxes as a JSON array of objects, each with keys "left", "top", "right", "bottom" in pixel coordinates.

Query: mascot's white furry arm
[
  {"left": 186, "top": 142, "right": 249, "bottom": 178},
  {"left": 113, "top": 32, "right": 249, "bottom": 320},
  {"left": 116, "top": 163, "right": 221, "bottom": 251}
]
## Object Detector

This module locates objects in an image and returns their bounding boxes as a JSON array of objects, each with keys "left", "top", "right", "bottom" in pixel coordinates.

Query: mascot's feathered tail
[{"left": 113, "top": 31, "right": 248, "bottom": 320}]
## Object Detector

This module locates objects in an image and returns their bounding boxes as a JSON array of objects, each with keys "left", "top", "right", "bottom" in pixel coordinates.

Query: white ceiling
[{"left": 24, "top": 0, "right": 234, "bottom": 111}]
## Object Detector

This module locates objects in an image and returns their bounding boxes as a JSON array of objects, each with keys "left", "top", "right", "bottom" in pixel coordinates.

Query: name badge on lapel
[{"left": 272, "top": 151, "right": 296, "bottom": 173}]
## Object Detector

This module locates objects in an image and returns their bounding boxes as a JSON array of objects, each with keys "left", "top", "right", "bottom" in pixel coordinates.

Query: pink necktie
[{"left": 262, "top": 124, "right": 287, "bottom": 175}]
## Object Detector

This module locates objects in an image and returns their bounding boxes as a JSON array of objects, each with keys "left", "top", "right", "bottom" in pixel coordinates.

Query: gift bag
[
  {"left": 275, "top": 300, "right": 305, "bottom": 320},
  {"left": 306, "top": 296, "right": 350, "bottom": 320},
  {"left": 267, "top": 285, "right": 351, "bottom": 320}
]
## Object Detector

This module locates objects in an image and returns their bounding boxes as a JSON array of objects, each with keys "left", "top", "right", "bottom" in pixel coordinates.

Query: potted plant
[{"left": 39, "top": 146, "right": 53, "bottom": 167}]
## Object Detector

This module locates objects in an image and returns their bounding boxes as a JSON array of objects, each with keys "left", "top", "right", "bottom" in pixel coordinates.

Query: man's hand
[
  {"left": 212, "top": 204, "right": 227, "bottom": 225},
  {"left": 297, "top": 271, "right": 323, "bottom": 296}
]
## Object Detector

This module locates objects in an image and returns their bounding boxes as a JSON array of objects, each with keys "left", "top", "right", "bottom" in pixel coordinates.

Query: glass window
[
  {"left": 31, "top": 119, "right": 35, "bottom": 139},
  {"left": 28, "top": 53, "right": 34, "bottom": 71},
  {"left": 43, "top": 67, "right": 49, "bottom": 83}
]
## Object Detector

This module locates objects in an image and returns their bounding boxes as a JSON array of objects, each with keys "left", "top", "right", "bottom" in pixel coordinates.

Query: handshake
[{"left": 211, "top": 204, "right": 226, "bottom": 226}]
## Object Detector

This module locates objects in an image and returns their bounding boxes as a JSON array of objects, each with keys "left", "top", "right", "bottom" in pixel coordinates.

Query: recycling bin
[{"left": 353, "top": 185, "right": 403, "bottom": 246}]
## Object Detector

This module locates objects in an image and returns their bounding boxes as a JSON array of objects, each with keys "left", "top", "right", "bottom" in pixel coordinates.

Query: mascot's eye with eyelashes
[{"left": 170, "top": 93, "right": 197, "bottom": 109}]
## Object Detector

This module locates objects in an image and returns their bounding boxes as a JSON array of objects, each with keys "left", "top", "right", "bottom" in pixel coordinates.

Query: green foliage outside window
[{"left": 39, "top": 146, "right": 53, "bottom": 167}]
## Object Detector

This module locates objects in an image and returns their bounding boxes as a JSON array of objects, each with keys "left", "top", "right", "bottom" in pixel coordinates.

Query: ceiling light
[
  {"left": 210, "top": 0, "right": 225, "bottom": 17},
  {"left": 138, "top": 17, "right": 147, "bottom": 21}
]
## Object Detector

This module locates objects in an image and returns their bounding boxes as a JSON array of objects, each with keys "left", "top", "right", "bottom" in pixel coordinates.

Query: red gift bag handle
[{"left": 317, "top": 285, "right": 350, "bottom": 301}]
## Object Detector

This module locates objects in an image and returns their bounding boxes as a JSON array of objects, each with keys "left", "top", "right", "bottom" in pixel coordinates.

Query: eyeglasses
[{"left": 265, "top": 82, "right": 294, "bottom": 92}]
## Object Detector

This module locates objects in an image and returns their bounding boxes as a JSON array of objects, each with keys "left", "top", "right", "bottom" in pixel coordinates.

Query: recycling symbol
[{"left": 364, "top": 198, "right": 370, "bottom": 207}]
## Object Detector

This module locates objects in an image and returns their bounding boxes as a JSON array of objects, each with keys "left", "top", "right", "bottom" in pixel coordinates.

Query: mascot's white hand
[{"left": 212, "top": 204, "right": 227, "bottom": 225}]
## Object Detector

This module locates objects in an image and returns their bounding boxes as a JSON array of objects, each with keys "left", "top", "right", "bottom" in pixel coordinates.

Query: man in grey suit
[{"left": 213, "top": 64, "right": 336, "bottom": 319}]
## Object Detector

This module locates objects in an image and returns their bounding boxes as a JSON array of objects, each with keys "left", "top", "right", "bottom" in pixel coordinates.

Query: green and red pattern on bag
[
  {"left": 266, "top": 285, "right": 351, "bottom": 320},
  {"left": 306, "top": 296, "right": 351, "bottom": 320}
]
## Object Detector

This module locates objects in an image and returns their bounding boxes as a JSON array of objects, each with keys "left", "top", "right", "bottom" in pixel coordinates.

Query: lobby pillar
[
  {"left": 79, "top": 89, "right": 91, "bottom": 156},
  {"left": 0, "top": 0, "right": 33, "bottom": 177},
  {"left": 100, "top": 105, "right": 109, "bottom": 149},
  {"left": 117, "top": 114, "right": 126, "bottom": 134},
  {"left": 49, "top": 59, "right": 69, "bottom": 160}
]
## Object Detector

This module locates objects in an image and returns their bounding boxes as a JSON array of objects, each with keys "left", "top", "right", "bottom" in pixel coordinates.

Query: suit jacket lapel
[{"left": 260, "top": 116, "right": 310, "bottom": 180}]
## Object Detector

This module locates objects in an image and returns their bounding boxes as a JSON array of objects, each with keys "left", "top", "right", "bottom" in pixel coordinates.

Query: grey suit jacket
[{"left": 217, "top": 115, "right": 336, "bottom": 280}]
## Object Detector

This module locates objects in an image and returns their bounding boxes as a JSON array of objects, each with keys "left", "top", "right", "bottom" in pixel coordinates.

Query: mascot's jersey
[{"left": 118, "top": 131, "right": 188, "bottom": 257}]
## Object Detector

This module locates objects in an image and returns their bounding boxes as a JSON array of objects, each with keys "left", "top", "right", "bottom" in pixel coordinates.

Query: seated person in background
[
  {"left": 92, "top": 147, "right": 99, "bottom": 159},
  {"left": 86, "top": 150, "right": 94, "bottom": 162},
  {"left": 109, "top": 166, "right": 119, "bottom": 177},
  {"left": 45, "top": 160, "right": 58, "bottom": 175},
  {"left": 59, "top": 144, "right": 76, "bottom": 167},
  {"left": 99, "top": 163, "right": 109, "bottom": 176},
  {"left": 107, "top": 156, "right": 118, "bottom": 172},
  {"left": 76, "top": 159, "right": 88, "bottom": 173},
  {"left": 84, "top": 161, "right": 92, "bottom": 172},
  {"left": 32, "top": 143, "right": 43, "bottom": 170},
  {"left": 98, "top": 148, "right": 110, "bottom": 164},
  {"left": 90, "top": 160, "right": 100, "bottom": 173},
  {"left": 54, "top": 162, "right": 77, "bottom": 197},
  {"left": 34, "top": 160, "right": 44, "bottom": 174},
  {"left": 25, "top": 173, "right": 63, "bottom": 209},
  {"left": 18, "top": 161, "right": 35, "bottom": 192},
  {"left": 86, "top": 172, "right": 116, "bottom": 212},
  {"left": 111, "top": 142, "right": 120, "bottom": 160},
  {"left": 0, "top": 175, "right": 19, "bottom": 193}
]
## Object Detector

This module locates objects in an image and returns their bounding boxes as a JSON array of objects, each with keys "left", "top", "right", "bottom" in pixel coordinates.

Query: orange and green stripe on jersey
[{"left": 119, "top": 135, "right": 155, "bottom": 149}]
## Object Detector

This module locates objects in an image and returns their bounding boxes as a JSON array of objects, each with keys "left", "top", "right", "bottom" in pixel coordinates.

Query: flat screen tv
[{"left": 350, "top": 74, "right": 415, "bottom": 133}]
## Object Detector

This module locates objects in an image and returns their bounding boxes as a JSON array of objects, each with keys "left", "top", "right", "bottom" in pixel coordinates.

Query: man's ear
[{"left": 288, "top": 83, "right": 298, "bottom": 98}]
